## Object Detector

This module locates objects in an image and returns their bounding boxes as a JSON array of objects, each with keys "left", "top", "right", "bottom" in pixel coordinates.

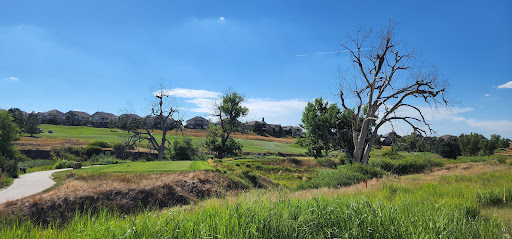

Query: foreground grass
[
  {"left": 2, "top": 163, "right": 510, "bottom": 238},
  {"left": 0, "top": 193, "right": 507, "bottom": 238}
]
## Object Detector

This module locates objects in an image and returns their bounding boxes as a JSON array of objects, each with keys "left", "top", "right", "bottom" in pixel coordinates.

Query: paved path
[{"left": 0, "top": 168, "right": 72, "bottom": 204}]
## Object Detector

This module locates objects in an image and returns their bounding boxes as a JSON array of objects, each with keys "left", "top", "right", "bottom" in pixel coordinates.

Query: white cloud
[
  {"left": 161, "top": 88, "right": 220, "bottom": 99},
  {"left": 243, "top": 98, "right": 308, "bottom": 126},
  {"left": 3, "top": 76, "right": 19, "bottom": 81},
  {"left": 484, "top": 94, "right": 490, "bottom": 97},
  {"left": 185, "top": 98, "right": 216, "bottom": 113},
  {"left": 219, "top": 17, "right": 225, "bottom": 22},
  {"left": 497, "top": 81, "right": 512, "bottom": 89},
  {"left": 377, "top": 106, "right": 512, "bottom": 138}
]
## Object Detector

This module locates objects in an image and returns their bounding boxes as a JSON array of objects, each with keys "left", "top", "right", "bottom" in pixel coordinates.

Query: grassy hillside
[{"left": 25, "top": 124, "right": 306, "bottom": 155}]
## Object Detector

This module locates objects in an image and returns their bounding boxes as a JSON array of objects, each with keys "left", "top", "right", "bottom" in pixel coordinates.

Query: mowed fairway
[
  {"left": 33, "top": 124, "right": 306, "bottom": 155},
  {"left": 75, "top": 161, "right": 213, "bottom": 173}
]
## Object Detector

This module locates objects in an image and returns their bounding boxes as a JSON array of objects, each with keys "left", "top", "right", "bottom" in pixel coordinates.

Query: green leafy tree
[
  {"left": 24, "top": 112, "right": 41, "bottom": 137},
  {"left": 499, "top": 138, "right": 510, "bottom": 149},
  {"left": 396, "top": 133, "right": 425, "bottom": 152},
  {"left": 0, "top": 111, "right": 20, "bottom": 177},
  {"left": 206, "top": 90, "right": 248, "bottom": 159},
  {"left": 252, "top": 121, "right": 265, "bottom": 135},
  {"left": 435, "top": 140, "right": 461, "bottom": 159},
  {"left": 108, "top": 119, "right": 116, "bottom": 131},
  {"left": 0, "top": 111, "right": 19, "bottom": 159},
  {"left": 173, "top": 136, "right": 199, "bottom": 160},
  {"left": 8, "top": 108, "right": 26, "bottom": 136},
  {"left": 297, "top": 98, "right": 354, "bottom": 159},
  {"left": 459, "top": 133, "right": 482, "bottom": 156}
]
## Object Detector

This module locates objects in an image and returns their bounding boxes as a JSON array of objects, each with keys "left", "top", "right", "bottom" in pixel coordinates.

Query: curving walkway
[{"left": 0, "top": 168, "right": 72, "bottom": 204}]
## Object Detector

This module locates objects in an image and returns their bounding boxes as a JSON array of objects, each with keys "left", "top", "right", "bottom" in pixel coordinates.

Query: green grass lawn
[
  {"left": 34, "top": 124, "right": 306, "bottom": 155},
  {"left": 73, "top": 161, "right": 213, "bottom": 174},
  {"left": 37, "top": 124, "right": 129, "bottom": 143}
]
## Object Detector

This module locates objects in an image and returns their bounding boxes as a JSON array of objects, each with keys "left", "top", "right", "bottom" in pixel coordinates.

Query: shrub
[
  {"left": 83, "top": 146, "right": 104, "bottom": 158},
  {"left": 113, "top": 143, "right": 129, "bottom": 159},
  {"left": 173, "top": 137, "right": 199, "bottom": 161},
  {"left": 435, "top": 140, "right": 461, "bottom": 159},
  {"left": 371, "top": 157, "right": 443, "bottom": 175},
  {"left": 345, "top": 163, "right": 387, "bottom": 179},
  {"left": 54, "top": 160, "right": 74, "bottom": 169},
  {"left": 18, "top": 159, "right": 56, "bottom": 168},
  {"left": 89, "top": 153, "right": 124, "bottom": 165},
  {"left": 87, "top": 141, "right": 112, "bottom": 148},
  {"left": 298, "top": 164, "right": 386, "bottom": 190},
  {"left": 315, "top": 157, "right": 337, "bottom": 168},
  {"left": 298, "top": 168, "right": 366, "bottom": 189},
  {"left": 0, "top": 158, "right": 19, "bottom": 178},
  {"left": 51, "top": 147, "right": 84, "bottom": 162},
  {"left": 382, "top": 149, "right": 404, "bottom": 160},
  {"left": 286, "top": 157, "right": 302, "bottom": 165}
]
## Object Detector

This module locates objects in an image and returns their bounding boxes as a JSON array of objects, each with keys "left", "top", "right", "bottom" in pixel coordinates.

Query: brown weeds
[{"left": 0, "top": 171, "right": 247, "bottom": 225}]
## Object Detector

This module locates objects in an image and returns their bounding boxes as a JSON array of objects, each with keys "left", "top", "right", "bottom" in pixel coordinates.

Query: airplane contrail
[{"left": 296, "top": 48, "right": 371, "bottom": 57}]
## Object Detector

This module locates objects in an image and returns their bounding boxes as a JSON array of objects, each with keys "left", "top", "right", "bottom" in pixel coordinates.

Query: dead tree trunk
[{"left": 339, "top": 23, "right": 449, "bottom": 164}]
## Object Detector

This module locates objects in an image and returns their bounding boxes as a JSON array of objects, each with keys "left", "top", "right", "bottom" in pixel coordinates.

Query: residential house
[
  {"left": 145, "top": 116, "right": 179, "bottom": 129},
  {"left": 38, "top": 110, "right": 64, "bottom": 124},
  {"left": 90, "top": 112, "right": 118, "bottom": 127},
  {"left": 185, "top": 116, "right": 209, "bottom": 129},
  {"left": 381, "top": 132, "right": 401, "bottom": 146},
  {"left": 283, "top": 126, "right": 303, "bottom": 137},
  {"left": 63, "top": 111, "right": 91, "bottom": 126},
  {"left": 439, "top": 134, "right": 459, "bottom": 143}
]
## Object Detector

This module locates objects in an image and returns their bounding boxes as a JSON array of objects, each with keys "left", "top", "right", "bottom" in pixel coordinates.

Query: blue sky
[{"left": 0, "top": 0, "right": 511, "bottom": 138}]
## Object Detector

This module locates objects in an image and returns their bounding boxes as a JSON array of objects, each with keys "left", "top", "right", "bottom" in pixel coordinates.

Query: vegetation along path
[{"left": 0, "top": 168, "right": 72, "bottom": 204}]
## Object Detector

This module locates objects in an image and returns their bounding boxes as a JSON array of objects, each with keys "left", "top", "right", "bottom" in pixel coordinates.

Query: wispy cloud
[
  {"left": 497, "top": 81, "right": 512, "bottom": 89},
  {"left": 162, "top": 88, "right": 220, "bottom": 99},
  {"left": 3, "top": 76, "right": 19, "bottom": 81},
  {"left": 185, "top": 98, "right": 216, "bottom": 113},
  {"left": 484, "top": 94, "right": 490, "bottom": 97},
  {"left": 296, "top": 48, "right": 371, "bottom": 57}
]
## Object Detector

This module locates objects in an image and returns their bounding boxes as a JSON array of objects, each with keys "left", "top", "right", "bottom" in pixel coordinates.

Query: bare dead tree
[
  {"left": 127, "top": 83, "right": 180, "bottom": 160},
  {"left": 339, "top": 23, "right": 449, "bottom": 164}
]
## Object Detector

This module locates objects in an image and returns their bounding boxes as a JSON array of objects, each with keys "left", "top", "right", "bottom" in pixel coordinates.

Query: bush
[
  {"left": 51, "top": 147, "right": 84, "bottom": 162},
  {"left": 87, "top": 141, "right": 112, "bottom": 148},
  {"left": 89, "top": 153, "right": 124, "bottom": 165},
  {"left": 345, "top": 163, "right": 387, "bottom": 179},
  {"left": 298, "top": 168, "right": 366, "bottom": 189},
  {"left": 18, "top": 159, "right": 56, "bottom": 168},
  {"left": 315, "top": 157, "right": 337, "bottom": 168},
  {"left": 112, "top": 143, "right": 129, "bottom": 159},
  {"left": 54, "top": 160, "right": 74, "bottom": 169},
  {"left": 83, "top": 146, "right": 104, "bottom": 158},
  {"left": 173, "top": 137, "right": 199, "bottom": 161},
  {"left": 0, "top": 157, "right": 19, "bottom": 178},
  {"left": 435, "top": 140, "right": 461, "bottom": 159},
  {"left": 382, "top": 149, "right": 404, "bottom": 160},
  {"left": 298, "top": 164, "right": 386, "bottom": 190},
  {"left": 371, "top": 157, "right": 443, "bottom": 175}
]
